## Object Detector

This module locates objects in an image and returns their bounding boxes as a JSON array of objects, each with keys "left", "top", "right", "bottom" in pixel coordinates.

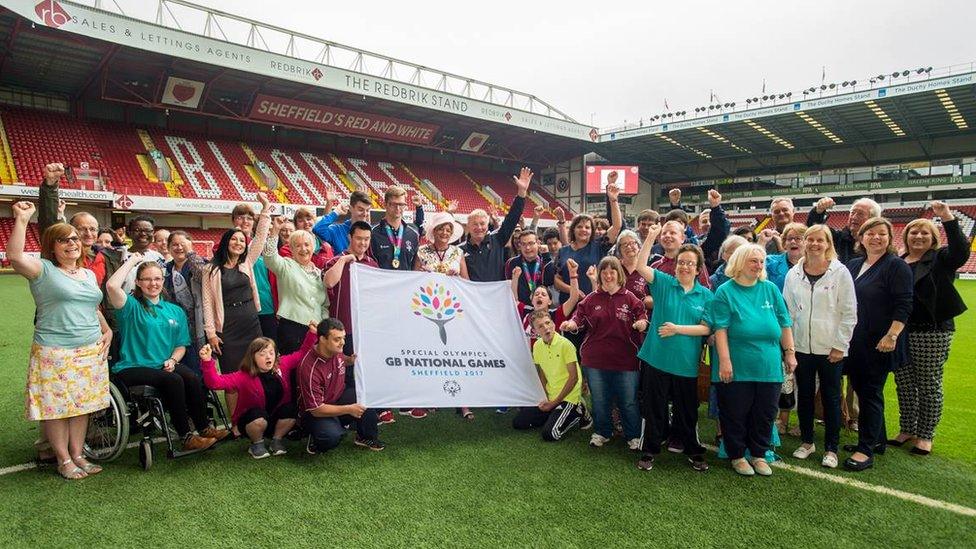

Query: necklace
[{"left": 59, "top": 265, "right": 81, "bottom": 276}]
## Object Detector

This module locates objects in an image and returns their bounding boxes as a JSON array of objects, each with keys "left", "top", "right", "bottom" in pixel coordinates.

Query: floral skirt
[{"left": 25, "top": 342, "right": 110, "bottom": 420}]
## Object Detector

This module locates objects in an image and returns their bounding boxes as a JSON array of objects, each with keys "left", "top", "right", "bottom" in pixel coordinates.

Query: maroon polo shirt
[
  {"left": 297, "top": 348, "right": 347, "bottom": 412},
  {"left": 326, "top": 252, "right": 378, "bottom": 332},
  {"left": 569, "top": 288, "right": 647, "bottom": 371}
]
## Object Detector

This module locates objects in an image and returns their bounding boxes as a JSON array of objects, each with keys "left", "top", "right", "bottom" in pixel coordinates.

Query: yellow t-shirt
[{"left": 532, "top": 332, "right": 581, "bottom": 404}]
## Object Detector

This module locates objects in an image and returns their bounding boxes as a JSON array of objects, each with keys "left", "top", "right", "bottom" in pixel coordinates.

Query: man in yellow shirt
[{"left": 512, "top": 310, "right": 591, "bottom": 441}]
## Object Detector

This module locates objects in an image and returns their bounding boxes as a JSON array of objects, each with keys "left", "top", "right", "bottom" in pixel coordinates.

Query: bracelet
[
  {"left": 782, "top": 348, "right": 795, "bottom": 354},
  {"left": 570, "top": 276, "right": 578, "bottom": 279}
]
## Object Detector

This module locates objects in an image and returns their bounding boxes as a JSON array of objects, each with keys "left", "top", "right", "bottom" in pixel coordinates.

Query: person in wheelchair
[
  {"left": 107, "top": 252, "right": 229, "bottom": 452},
  {"left": 199, "top": 324, "right": 317, "bottom": 459}
]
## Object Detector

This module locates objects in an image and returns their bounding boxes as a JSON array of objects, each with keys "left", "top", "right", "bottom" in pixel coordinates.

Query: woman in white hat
[{"left": 414, "top": 211, "right": 469, "bottom": 279}]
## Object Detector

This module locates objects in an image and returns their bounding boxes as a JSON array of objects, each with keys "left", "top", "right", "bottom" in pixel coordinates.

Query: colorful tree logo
[{"left": 411, "top": 283, "right": 463, "bottom": 344}]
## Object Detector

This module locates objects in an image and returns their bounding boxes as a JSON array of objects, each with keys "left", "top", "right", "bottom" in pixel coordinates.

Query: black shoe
[
  {"left": 843, "top": 456, "right": 874, "bottom": 471},
  {"left": 842, "top": 443, "right": 885, "bottom": 455},
  {"left": 910, "top": 447, "right": 931, "bottom": 456},
  {"left": 886, "top": 437, "right": 911, "bottom": 447},
  {"left": 666, "top": 438, "right": 684, "bottom": 454},
  {"left": 636, "top": 454, "right": 655, "bottom": 471},
  {"left": 354, "top": 436, "right": 386, "bottom": 451},
  {"left": 688, "top": 455, "right": 709, "bottom": 472}
]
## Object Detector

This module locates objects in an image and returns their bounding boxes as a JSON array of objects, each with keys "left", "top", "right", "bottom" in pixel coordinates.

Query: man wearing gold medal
[{"left": 370, "top": 186, "right": 420, "bottom": 272}]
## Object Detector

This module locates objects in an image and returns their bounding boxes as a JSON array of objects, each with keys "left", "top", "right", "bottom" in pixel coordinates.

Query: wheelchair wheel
[
  {"left": 84, "top": 382, "right": 129, "bottom": 462},
  {"left": 139, "top": 438, "right": 153, "bottom": 471}
]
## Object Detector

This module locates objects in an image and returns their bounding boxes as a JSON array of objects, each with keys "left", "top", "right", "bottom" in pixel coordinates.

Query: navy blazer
[
  {"left": 904, "top": 218, "right": 969, "bottom": 326},
  {"left": 846, "top": 252, "right": 914, "bottom": 371}
]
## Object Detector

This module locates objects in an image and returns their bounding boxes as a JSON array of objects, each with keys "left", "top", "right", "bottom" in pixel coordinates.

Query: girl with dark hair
[
  {"left": 107, "top": 253, "right": 228, "bottom": 451},
  {"left": 202, "top": 194, "right": 271, "bottom": 419},
  {"left": 200, "top": 325, "right": 317, "bottom": 459},
  {"left": 553, "top": 183, "right": 623, "bottom": 302},
  {"left": 8, "top": 202, "right": 113, "bottom": 479},
  {"left": 165, "top": 230, "right": 207, "bottom": 373}
]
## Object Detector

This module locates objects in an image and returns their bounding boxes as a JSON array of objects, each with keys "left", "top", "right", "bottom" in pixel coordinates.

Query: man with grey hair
[
  {"left": 806, "top": 196, "right": 882, "bottom": 263},
  {"left": 766, "top": 197, "right": 796, "bottom": 254},
  {"left": 462, "top": 168, "right": 531, "bottom": 282}
]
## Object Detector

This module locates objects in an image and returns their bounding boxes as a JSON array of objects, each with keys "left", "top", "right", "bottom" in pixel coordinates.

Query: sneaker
[
  {"left": 182, "top": 434, "right": 217, "bottom": 452},
  {"left": 627, "top": 438, "right": 641, "bottom": 451},
  {"left": 408, "top": 408, "right": 428, "bottom": 419},
  {"left": 666, "top": 438, "right": 684, "bottom": 454},
  {"left": 731, "top": 458, "right": 755, "bottom": 476},
  {"left": 750, "top": 458, "right": 773, "bottom": 476},
  {"left": 199, "top": 426, "right": 230, "bottom": 442},
  {"left": 688, "top": 455, "right": 709, "bottom": 472},
  {"left": 377, "top": 410, "right": 396, "bottom": 425},
  {"left": 821, "top": 452, "right": 839, "bottom": 469},
  {"left": 306, "top": 435, "right": 317, "bottom": 455},
  {"left": 636, "top": 454, "right": 655, "bottom": 471},
  {"left": 792, "top": 444, "right": 816, "bottom": 460},
  {"left": 589, "top": 433, "right": 611, "bottom": 447},
  {"left": 269, "top": 438, "right": 287, "bottom": 456},
  {"left": 248, "top": 441, "right": 270, "bottom": 459},
  {"left": 495, "top": 407, "right": 509, "bottom": 414},
  {"left": 354, "top": 437, "right": 386, "bottom": 451}
]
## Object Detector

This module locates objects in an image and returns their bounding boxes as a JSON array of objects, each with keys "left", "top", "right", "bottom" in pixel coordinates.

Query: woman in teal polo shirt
[
  {"left": 634, "top": 225, "right": 714, "bottom": 472},
  {"left": 708, "top": 243, "right": 797, "bottom": 477},
  {"left": 107, "top": 253, "right": 228, "bottom": 452}
]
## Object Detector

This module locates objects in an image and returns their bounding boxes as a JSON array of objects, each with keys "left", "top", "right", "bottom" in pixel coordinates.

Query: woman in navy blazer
[{"left": 844, "top": 217, "right": 913, "bottom": 471}]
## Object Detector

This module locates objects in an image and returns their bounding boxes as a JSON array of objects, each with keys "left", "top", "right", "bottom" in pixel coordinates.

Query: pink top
[{"left": 201, "top": 330, "right": 316, "bottom": 424}]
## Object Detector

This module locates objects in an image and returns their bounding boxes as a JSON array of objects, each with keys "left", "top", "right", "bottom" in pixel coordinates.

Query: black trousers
[
  {"left": 638, "top": 365, "right": 705, "bottom": 456},
  {"left": 115, "top": 364, "right": 208, "bottom": 437},
  {"left": 276, "top": 317, "right": 308, "bottom": 355},
  {"left": 795, "top": 353, "right": 843, "bottom": 452},
  {"left": 849, "top": 365, "right": 889, "bottom": 457},
  {"left": 236, "top": 401, "right": 298, "bottom": 437},
  {"left": 716, "top": 381, "right": 780, "bottom": 460},
  {"left": 259, "top": 314, "right": 279, "bottom": 342},
  {"left": 512, "top": 402, "right": 586, "bottom": 441}
]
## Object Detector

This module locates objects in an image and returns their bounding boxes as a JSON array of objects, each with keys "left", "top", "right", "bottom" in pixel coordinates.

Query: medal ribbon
[
  {"left": 522, "top": 259, "right": 542, "bottom": 293},
  {"left": 385, "top": 222, "right": 404, "bottom": 265}
]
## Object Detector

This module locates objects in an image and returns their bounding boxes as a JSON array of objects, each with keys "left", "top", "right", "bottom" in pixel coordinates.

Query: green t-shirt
[
  {"left": 252, "top": 256, "right": 275, "bottom": 316},
  {"left": 707, "top": 279, "right": 791, "bottom": 383},
  {"left": 532, "top": 332, "right": 582, "bottom": 404},
  {"left": 29, "top": 259, "right": 102, "bottom": 348},
  {"left": 113, "top": 294, "right": 191, "bottom": 372},
  {"left": 637, "top": 271, "right": 713, "bottom": 378}
]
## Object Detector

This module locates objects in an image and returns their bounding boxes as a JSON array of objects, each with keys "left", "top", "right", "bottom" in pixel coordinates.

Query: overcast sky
[{"left": 151, "top": 0, "right": 975, "bottom": 128}]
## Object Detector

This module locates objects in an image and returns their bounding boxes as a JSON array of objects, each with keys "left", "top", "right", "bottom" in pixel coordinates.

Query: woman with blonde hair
[
  {"left": 8, "top": 202, "right": 112, "bottom": 479},
  {"left": 708, "top": 244, "right": 796, "bottom": 476},
  {"left": 783, "top": 225, "right": 857, "bottom": 468},
  {"left": 889, "top": 202, "right": 968, "bottom": 455}
]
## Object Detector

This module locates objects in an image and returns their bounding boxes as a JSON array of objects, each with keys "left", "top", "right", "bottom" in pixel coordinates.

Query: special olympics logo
[
  {"left": 411, "top": 282, "right": 463, "bottom": 344},
  {"left": 443, "top": 381, "right": 461, "bottom": 397},
  {"left": 35, "top": 0, "right": 70, "bottom": 29}
]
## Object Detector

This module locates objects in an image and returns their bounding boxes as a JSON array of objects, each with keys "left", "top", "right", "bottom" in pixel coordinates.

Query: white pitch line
[
  {"left": 702, "top": 444, "right": 976, "bottom": 518},
  {"left": 0, "top": 438, "right": 165, "bottom": 477}
]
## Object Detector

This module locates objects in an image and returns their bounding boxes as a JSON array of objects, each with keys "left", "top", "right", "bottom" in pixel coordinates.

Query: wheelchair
[{"left": 84, "top": 377, "right": 230, "bottom": 470}]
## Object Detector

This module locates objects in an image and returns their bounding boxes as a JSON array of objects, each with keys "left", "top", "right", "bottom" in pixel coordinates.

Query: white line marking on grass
[
  {"left": 703, "top": 444, "right": 976, "bottom": 518},
  {"left": 0, "top": 438, "right": 168, "bottom": 477}
]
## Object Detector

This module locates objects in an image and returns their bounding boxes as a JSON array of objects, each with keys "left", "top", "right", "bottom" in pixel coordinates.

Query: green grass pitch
[{"left": 0, "top": 275, "right": 973, "bottom": 547}]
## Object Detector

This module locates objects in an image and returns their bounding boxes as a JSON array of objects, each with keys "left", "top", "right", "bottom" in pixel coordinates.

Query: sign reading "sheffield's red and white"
[
  {"left": 585, "top": 165, "right": 640, "bottom": 195},
  {"left": 248, "top": 94, "right": 439, "bottom": 145}
]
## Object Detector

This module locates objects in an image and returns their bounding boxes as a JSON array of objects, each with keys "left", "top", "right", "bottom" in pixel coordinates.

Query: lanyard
[
  {"left": 385, "top": 222, "right": 404, "bottom": 268},
  {"left": 521, "top": 259, "right": 541, "bottom": 292}
]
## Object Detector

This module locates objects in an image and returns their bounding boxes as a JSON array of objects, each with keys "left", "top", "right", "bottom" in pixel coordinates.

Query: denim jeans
[{"left": 583, "top": 367, "right": 640, "bottom": 439}]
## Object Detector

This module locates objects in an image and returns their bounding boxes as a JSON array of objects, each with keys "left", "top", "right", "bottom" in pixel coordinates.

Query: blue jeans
[{"left": 583, "top": 367, "right": 640, "bottom": 439}]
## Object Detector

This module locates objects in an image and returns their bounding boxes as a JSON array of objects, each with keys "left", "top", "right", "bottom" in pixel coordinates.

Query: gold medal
[{"left": 392, "top": 259, "right": 400, "bottom": 269}]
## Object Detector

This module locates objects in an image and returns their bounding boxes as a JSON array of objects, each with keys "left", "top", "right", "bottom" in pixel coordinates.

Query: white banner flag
[{"left": 350, "top": 263, "right": 545, "bottom": 408}]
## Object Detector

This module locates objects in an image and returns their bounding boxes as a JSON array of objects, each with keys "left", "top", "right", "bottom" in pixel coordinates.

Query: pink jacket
[
  {"left": 201, "top": 330, "right": 316, "bottom": 424},
  {"left": 202, "top": 214, "right": 271, "bottom": 339}
]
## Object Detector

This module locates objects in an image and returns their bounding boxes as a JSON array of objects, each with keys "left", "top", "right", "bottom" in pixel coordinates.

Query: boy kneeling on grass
[
  {"left": 513, "top": 309, "right": 592, "bottom": 441},
  {"left": 297, "top": 318, "right": 385, "bottom": 454}
]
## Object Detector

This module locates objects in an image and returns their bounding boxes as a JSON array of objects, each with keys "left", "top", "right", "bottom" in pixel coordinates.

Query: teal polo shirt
[
  {"left": 113, "top": 294, "right": 191, "bottom": 372},
  {"left": 637, "top": 271, "right": 713, "bottom": 378},
  {"left": 706, "top": 279, "right": 792, "bottom": 383}
]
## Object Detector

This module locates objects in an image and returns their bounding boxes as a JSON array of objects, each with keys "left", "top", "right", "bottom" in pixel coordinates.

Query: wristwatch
[{"left": 886, "top": 333, "right": 898, "bottom": 341}]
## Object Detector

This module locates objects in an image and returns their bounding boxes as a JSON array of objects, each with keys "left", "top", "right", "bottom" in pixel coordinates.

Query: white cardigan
[{"left": 783, "top": 258, "right": 858, "bottom": 356}]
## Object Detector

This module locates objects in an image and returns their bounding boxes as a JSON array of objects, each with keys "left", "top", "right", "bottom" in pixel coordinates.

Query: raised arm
[
  {"left": 245, "top": 193, "right": 272, "bottom": 266},
  {"left": 37, "top": 163, "right": 64, "bottom": 234},
  {"left": 528, "top": 204, "right": 542, "bottom": 233},
  {"left": 106, "top": 252, "right": 144, "bottom": 310},
  {"left": 606, "top": 183, "right": 623, "bottom": 243},
  {"left": 497, "top": 167, "right": 531, "bottom": 245},
  {"left": 198, "top": 344, "right": 239, "bottom": 392},
  {"left": 554, "top": 207, "right": 569, "bottom": 245},
  {"left": 807, "top": 196, "right": 834, "bottom": 226},
  {"left": 262, "top": 215, "right": 288, "bottom": 273},
  {"left": 324, "top": 254, "right": 354, "bottom": 288},
  {"left": 635, "top": 222, "right": 662, "bottom": 283},
  {"left": 560, "top": 259, "right": 582, "bottom": 316},
  {"left": 7, "top": 202, "right": 43, "bottom": 279},
  {"left": 510, "top": 265, "right": 522, "bottom": 302},
  {"left": 931, "top": 201, "right": 970, "bottom": 270},
  {"left": 702, "top": 189, "right": 729, "bottom": 259}
]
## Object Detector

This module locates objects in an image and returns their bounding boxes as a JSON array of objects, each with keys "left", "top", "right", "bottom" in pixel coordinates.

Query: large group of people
[{"left": 9, "top": 162, "right": 969, "bottom": 479}]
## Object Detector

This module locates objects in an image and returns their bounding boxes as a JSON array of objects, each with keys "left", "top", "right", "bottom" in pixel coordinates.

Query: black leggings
[{"left": 115, "top": 365, "right": 209, "bottom": 437}]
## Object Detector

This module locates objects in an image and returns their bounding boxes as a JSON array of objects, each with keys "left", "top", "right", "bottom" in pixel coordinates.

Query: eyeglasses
[
  {"left": 785, "top": 236, "right": 804, "bottom": 242},
  {"left": 676, "top": 260, "right": 698, "bottom": 267},
  {"left": 131, "top": 227, "right": 154, "bottom": 234},
  {"left": 56, "top": 236, "right": 81, "bottom": 244},
  {"left": 388, "top": 202, "right": 408, "bottom": 209}
]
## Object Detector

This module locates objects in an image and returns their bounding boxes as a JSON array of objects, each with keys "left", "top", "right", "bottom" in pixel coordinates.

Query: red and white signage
[
  {"left": 585, "top": 165, "right": 639, "bottom": 194},
  {"left": 460, "top": 132, "right": 489, "bottom": 152},
  {"left": 161, "top": 77, "right": 205, "bottom": 109},
  {"left": 248, "top": 94, "right": 439, "bottom": 145}
]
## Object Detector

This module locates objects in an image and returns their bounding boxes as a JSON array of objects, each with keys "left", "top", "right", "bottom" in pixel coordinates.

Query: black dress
[{"left": 217, "top": 266, "right": 261, "bottom": 373}]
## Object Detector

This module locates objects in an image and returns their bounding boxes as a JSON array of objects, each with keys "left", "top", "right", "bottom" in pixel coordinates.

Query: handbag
[{"left": 696, "top": 347, "right": 711, "bottom": 403}]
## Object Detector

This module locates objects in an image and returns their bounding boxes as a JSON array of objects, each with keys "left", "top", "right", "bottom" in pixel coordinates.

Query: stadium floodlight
[
  {"left": 842, "top": 81, "right": 850, "bottom": 87},
  {"left": 892, "top": 72, "right": 900, "bottom": 78},
  {"left": 850, "top": 81, "right": 856, "bottom": 86},
  {"left": 784, "top": 94, "right": 790, "bottom": 99},
  {"left": 809, "top": 87, "right": 817, "bottom": 93},
  {"left": 902, "top": 70, "right": 910, "bottom": 77},
  {"left": 917, "top": 68, "right": 926, "bottom": 74},
  {"left": 777, "top": 94, "right": 785, "bottom": 99},
  {"left": 746, "top": 99, "right": 752, "bottom": 104},
  {"left": 762, "top": 95, "right": 769, "bottom": 101},
  {"left": 877, "top": 75, "right": 886, "bottom": 80},
  {"left": 926, "top": 67, "right": 933, "bottom": 73},
  {"left": 802, "top": 90, "right": 809, "bottom": 95},
  {"left": 730, "top": 103, "right": 735, "bottom": 107},
  {"left": 821, "top": 85, "right": 828, "bottom": 90}
]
